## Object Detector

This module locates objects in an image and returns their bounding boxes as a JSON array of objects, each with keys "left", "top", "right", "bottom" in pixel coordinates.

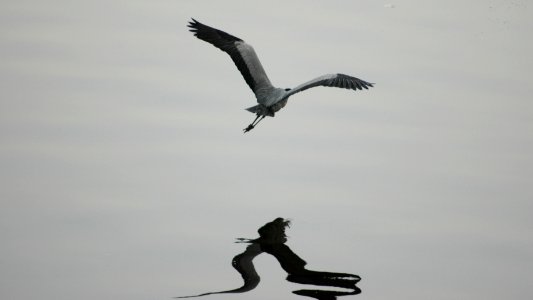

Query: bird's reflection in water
[{"left": 176, "top": 218, "right": 361, "bottom": 299}]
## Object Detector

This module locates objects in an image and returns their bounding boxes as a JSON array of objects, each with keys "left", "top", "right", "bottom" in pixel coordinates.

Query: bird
[{"left": 187, "top": 18, "right": 374, "bottom": 133}]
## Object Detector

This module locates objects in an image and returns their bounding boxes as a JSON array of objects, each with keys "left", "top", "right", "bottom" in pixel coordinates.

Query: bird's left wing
[
  {"left": 285, "top": 73, "right": 373, "bottom": 98},
  {"left": 187, "top": 18, "right": 273, "bottom": 95}
]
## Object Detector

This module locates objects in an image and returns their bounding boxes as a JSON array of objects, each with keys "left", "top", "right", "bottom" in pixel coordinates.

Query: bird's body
[{"left": 187, "top": 18, "right": 374, "bottom": 132}]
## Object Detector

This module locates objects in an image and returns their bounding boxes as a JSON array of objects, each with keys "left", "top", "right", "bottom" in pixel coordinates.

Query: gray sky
[{"left": 1, "top": 1, "right": 532, "bottom": 300}]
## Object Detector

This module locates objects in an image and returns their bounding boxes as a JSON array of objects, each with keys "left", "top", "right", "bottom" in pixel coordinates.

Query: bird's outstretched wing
[
  {"left": 285, "top": 73, "right": 373, "bottom": 98},
  {"left": 187, "top": 18, "right": 273, "bottom": 95}
]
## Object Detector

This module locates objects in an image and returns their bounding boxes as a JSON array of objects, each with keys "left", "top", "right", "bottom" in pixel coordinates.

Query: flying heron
[{"left": 187, "top": 18, "right": 374, "bottom": 133}]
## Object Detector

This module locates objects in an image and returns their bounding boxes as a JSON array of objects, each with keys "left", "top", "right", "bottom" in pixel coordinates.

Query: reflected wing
[
  {"left": 293, "top": 288, "right": 361, "bottom": 299},
  {"left": 187, "top": 18, "right": 273, "bottom": 95},
  {"left": 175, "top": 243, "right": 262, "bottom": 298},
  {"left": 286, "top": 73, "right": 373, "bottom": 98}
]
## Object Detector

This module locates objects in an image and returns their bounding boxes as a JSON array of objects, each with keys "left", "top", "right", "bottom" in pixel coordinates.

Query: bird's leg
[
  {"left": 252, "top": 115, "right": 265, "bottom": 126},
  {"left": 243, "top": 114, "right": 263, "bottom": 133}
]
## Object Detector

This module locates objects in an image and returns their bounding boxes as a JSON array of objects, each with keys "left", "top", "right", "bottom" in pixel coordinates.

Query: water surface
[{"left": 1, "top": 1, "right": 532, "bottom": 300}]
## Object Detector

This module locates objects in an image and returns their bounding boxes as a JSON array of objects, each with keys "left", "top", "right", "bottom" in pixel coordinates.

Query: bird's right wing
[
  {"left": 285, "top": 73, "right": 373, "bottom": 98},
  {"left": 187, "top": 18, "right": 273, "bottom": 95}
]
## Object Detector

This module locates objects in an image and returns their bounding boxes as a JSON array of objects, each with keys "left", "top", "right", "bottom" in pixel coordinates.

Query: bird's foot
[{"left": 243, "top": 124, "right": 254, "bottom": 133}]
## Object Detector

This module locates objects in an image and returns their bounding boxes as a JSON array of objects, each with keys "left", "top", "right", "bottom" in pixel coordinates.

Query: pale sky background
[{"left": 1, "top": 1, "right": 532, "bottom": 300}]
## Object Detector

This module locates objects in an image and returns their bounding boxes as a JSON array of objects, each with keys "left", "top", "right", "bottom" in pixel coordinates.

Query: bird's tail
[
  {"left": 245, "top": 105, "right": 273, "bottom": 117},
  {"left": 245, "top": 105, "right": 261, "bottom": 114}
]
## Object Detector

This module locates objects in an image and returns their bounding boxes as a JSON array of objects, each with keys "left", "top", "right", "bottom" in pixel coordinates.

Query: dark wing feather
[{"left": 187, "top": 18, "right": 271, "bottom": 93}]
